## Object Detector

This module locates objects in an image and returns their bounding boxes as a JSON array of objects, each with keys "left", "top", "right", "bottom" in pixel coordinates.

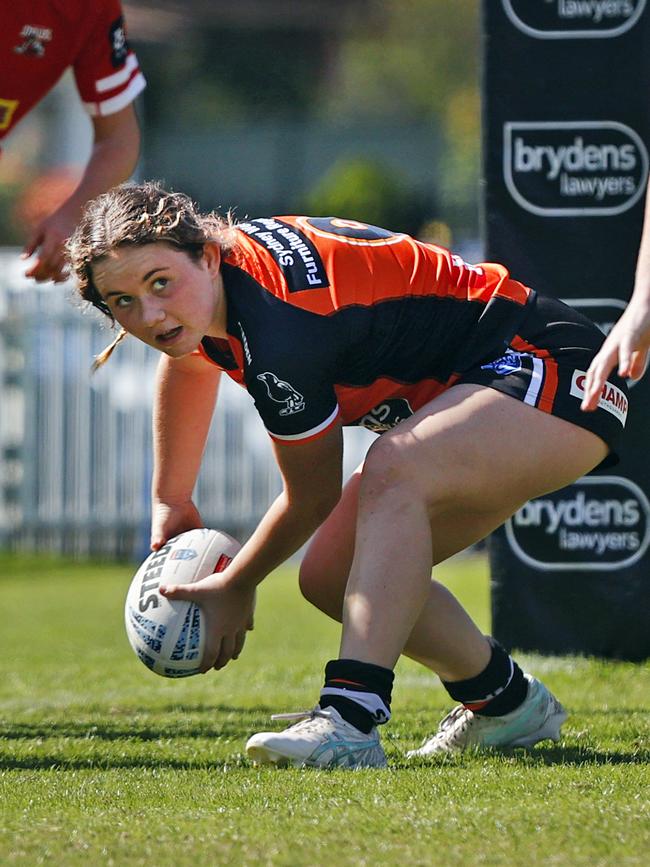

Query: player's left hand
[
  {"left": 159, "top": 570, "right": 256, "bottom": 672},
  {"left": 21, "top": 206, "right": 77, "bottom": 283}
]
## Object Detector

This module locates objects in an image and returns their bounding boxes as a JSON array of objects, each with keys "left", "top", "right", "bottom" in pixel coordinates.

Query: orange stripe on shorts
[
  {"left": 510, "top": 335, "right": 559, "bottom": 413},
  {"left": 510, "top": 334, "right": 551, "bottom": 357}
]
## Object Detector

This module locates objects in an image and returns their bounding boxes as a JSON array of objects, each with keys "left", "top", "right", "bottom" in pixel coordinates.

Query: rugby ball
[{"left": 124, "top": 528, "right": 241, "bottom": 678}]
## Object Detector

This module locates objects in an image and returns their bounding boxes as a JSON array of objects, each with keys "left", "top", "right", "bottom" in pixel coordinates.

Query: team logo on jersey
[
  {"left": 481, "top": 351, "right": 524, "bottom": 375},
  {"left": 257, "top": 372, "right": 305, "bottom": 416},
  {"left": 502, "top": 0, "right": 645, "bottom": 40},
  {"left": 504, "top": 121, "right": 648, "bottom": 217},
  {"left": 14, "top": 25, "right": 53, "bottom": 58},
  {"left": 109, "top": 17, "right": 129, "bottom": 68},
  {"left": 357, "top": 398, "right": 414, "bottom": 433}
]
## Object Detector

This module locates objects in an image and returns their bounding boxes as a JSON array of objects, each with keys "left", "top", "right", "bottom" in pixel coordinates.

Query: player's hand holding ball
[
  {"left": 150, "top": 499, "right": 204, "bottom": 552},
  {"left": 125, "top": 528, "right": 248, "bottom": 677},
  {"left": 161, "top": 563, "right": 256, "bottom": 672}
]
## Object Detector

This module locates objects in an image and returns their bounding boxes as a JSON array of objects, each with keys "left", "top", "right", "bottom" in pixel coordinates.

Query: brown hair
[{"left": 67, "top": 181, "right": 238, "bottom": 368}]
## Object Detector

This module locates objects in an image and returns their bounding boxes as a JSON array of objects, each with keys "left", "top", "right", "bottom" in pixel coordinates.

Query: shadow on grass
[
  {"left": 3, "top": 745, "right": 649, "bottom": 772},
  {"left": 0, "top": 755, "right": 247, "bottom": 771},
  {"left": 513, "top": 744, "right": 650, "bottom": 766},
  {"left": 0, "top": 705, "right": 275, "bottom": 744},
  {"left": 3, "top": 740, "right": 649, "bottom": 773},
  {"left": 396, "top": 743, "right": 650, "bottom": 770}
]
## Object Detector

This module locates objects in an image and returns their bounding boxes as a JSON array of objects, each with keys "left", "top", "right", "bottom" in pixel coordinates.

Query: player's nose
[{"left": 141, "top": 298, "right": 166, "bottom": 328}]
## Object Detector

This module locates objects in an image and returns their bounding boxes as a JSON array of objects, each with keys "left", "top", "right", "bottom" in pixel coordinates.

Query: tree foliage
[{"left": 321, "top": 0, "right": 481, "bottom": 230}]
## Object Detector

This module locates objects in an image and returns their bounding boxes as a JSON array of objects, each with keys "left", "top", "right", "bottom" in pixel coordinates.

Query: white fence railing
[{"left": 0, "top": 251, "right": 283, "bottom": 559}]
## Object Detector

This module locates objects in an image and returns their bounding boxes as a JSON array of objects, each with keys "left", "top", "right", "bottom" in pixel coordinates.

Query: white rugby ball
[{"left": 124, "top": 528, "right": 241, "bottom": 678}]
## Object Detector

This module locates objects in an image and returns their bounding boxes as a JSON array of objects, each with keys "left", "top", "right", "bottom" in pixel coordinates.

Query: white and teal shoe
[
  {"left": 246, "top": 706, "right": 387, "bottom": 768},
  {"left": 407, "top": 674, "right": 567, "bottom": 757}
]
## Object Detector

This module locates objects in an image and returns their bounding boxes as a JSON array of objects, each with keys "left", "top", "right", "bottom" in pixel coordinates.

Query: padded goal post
[{"left": 482, "top": 1, "right": 650, "bottom": 660}]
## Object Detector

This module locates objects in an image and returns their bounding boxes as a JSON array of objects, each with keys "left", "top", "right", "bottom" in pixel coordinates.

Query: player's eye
[
  {"left": 115, "top": 295, "right": 133, "bottom": 308},
  {"left": 152, "top": 277, "right": 168, "bottom": 291}
]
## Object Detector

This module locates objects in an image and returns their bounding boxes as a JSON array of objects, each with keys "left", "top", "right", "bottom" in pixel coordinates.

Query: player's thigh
[
  {"left": 301, "top": 479, "right": 515, "bottom": 621},
  {"left": 365, "top": 383, "right": 609, "bottom": 516},
  {"left": 301, "top": 384, "right": 608, "bottom": 610}
]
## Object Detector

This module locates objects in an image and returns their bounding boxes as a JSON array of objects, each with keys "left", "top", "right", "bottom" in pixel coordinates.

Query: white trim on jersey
[
  {"left": 524, "top": 356, "right": 545, "bottom": 407},
  {"left": 268, "top": 405, "right": 340, "bottom": 442},
  {"left": 84, "top": 72, "right": 146, "bottom": 117},
  {"left": 95, "top": 53, "right": 139, "bottom": 93}
]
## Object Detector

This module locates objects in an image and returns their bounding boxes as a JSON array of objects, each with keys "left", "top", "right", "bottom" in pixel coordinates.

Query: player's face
[{"left": 92, "top": 242, "right": 226, "bottom": 356}]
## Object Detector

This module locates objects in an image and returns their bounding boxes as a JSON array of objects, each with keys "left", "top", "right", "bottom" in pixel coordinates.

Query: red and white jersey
[{"left": 0, "top": 0, "right": 145, "bottom": 141}]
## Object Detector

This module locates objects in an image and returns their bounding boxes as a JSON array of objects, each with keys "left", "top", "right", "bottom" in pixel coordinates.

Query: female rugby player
[{"left": 68, "top": 182, "right": 628, "bottom": 768}]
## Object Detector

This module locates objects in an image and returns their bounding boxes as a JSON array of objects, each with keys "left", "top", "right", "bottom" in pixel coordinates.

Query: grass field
[{"left": 1, "top": 551, "right": 648, "bottom": 866}]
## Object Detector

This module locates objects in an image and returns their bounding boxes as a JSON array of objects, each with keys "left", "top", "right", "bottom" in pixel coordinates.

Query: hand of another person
[
  {"left": 160, "top": 569, "right": 256, "bottom": 671},
  {"left": 581, "top": 301, "right": 650, "bottom": 411},
  {"left": 22, "top": 205, "right": 77, "bottom": 283},
  {"left": 150, "top": 499, "right": 204, "bottom": 551}
]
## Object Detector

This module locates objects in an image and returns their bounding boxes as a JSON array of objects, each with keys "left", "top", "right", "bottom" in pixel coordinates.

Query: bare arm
[
  {"left": 220, "top": 423, "right": 344, "bottom": 589},
  {"left": 582, "top": 182, "right": 650, "bottom": 410},
  {"left": 150, "top": 352, "right": 222, "bottom": 548},
  {"left": 161, "top": 423, "right": 345, "bottom": 670},
  {"left": 23, "top": 104, "right": 141, "bottom": 282}
]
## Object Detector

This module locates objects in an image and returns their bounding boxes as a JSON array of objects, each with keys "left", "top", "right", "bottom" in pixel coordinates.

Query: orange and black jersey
[{"left": 198, "top": 217, "right": 534, "bottom": 444}]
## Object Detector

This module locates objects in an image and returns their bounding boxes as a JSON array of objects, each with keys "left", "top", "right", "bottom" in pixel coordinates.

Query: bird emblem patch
[{"left": 257, "top": 372, "right": 305, "bottom": 416}]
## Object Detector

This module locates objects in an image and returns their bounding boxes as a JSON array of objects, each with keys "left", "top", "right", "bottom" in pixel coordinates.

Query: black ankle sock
[
  {"left": 319, "top": 658, "right": 394, "bottom": 734},
  {"left": 442, "top": 638, "right": 528, "bottom": 717}
]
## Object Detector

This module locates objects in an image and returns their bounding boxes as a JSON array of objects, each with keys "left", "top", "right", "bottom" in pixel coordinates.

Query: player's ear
[{"left": 202, "top": 241, "right": 222, "bottom": 277}]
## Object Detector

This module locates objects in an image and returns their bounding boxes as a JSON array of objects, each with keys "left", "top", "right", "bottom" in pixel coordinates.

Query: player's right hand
[
  {"left": 150, "top": 499, "right": 203, "bottom": 550},
  {"left": 160, "top": 569, "right": 256, "bottom": 671},
  {"left": 22, "top": 207, "right": 76, "bottom": 284}
]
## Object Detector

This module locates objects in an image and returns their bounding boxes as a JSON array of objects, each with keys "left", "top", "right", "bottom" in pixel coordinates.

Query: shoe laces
[
  {"left": 271, "top": 707, "right": 320, "bottom": 722},
  {"left": 438, "top": 704, "right": 474, "bottom": 735},
  {"left": 270, "top": 707, "right": 332, "bottom": 733}
]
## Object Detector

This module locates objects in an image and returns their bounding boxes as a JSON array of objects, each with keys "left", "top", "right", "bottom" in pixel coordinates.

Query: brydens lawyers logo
[
  {"left": 502, "top": 0, "right": 646, "bottom": 39},
  {"left": 506, "top": 476, "right": 650, "bottom": 571},
  {"left": 504, "top": 121, "right": 648, "bottom": 217}
]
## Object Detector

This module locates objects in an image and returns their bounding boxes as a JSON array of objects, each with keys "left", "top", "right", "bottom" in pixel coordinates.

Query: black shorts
[{"left": 457, "top": 294, "right": 629, "bottom": 465}]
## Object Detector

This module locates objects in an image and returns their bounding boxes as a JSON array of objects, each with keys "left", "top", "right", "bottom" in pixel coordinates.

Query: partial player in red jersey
[
  {"left": 1, "top": 1, "right": 145, "bottom": 282},
  {"left": 68, "top": 183, "right": 629, "bottom": 767}
]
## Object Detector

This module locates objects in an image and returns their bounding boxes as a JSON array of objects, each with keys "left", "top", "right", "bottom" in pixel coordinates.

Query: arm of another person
[
  {"left": 582, "top": 183, "right": 650, "bottom": 410},
  {"left": 160, "top": 422, "right": 345, "bottom": 671},
  {"left": 150, "top": 352, "right": 222, "bottom": 549},
  {"left": 23, "top": 104, "right": 141, "bottom": 283}
]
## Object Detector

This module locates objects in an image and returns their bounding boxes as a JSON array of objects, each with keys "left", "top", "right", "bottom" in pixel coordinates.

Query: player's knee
[
  {"left": 362, "top": 435, "right": 426, "bottom": 498},
  {"left": 362, "top": 434, "right": 458, "bottom": 513}
]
